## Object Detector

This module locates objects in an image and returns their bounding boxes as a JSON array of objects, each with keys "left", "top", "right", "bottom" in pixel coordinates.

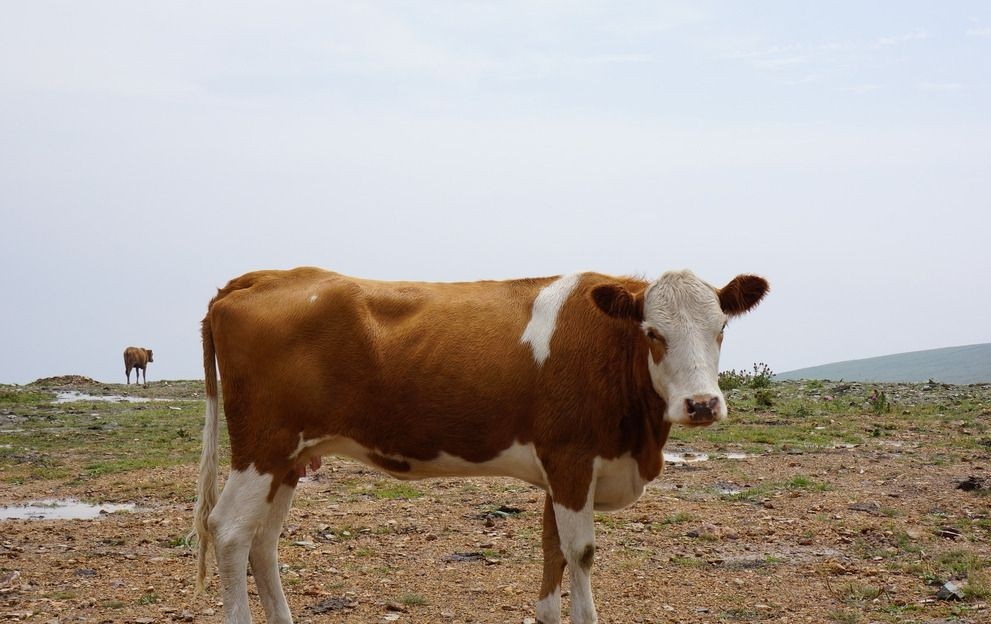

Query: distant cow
[
  {"left": 194, "top": 267, "right": 768, "bottom": 624},
  {"left": 123, "top": 347, "right": 153, "bottom": 385}
]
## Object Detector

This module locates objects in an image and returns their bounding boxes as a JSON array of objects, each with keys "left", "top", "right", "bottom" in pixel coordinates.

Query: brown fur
[{"left": 123, "top": 346, "right": 153, "bottom": 385}]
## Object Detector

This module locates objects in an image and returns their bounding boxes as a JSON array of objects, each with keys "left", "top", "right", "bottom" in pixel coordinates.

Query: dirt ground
[{"left": 1, "top": 378, "right": 989, "bottom": 623}]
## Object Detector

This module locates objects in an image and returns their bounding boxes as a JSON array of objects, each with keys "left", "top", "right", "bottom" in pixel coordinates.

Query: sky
[{"left": 2, "top": 1, "right": 990, "bottom": 385}]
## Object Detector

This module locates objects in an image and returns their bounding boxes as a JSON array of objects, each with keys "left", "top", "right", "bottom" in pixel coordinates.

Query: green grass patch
[
  {"left": 371, "top": 482, "right": 423, "bottom": 500},
  {"left": 0, "top": 389, "right": 54, "bottom": 405},
  {"left": 400, "top": 592, "right": 428, "bottom": 606},
  {"left": 0, "top": 393, "right": 210, "bottom": 484}
]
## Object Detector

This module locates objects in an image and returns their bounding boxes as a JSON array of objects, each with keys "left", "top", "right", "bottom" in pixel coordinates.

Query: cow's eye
[{"left": 646, "top": 329, "right": 664, "bottom": 342}]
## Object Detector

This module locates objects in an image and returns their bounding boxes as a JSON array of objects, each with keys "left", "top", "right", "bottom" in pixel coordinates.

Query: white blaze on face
[{"left": 642, "top": 270, "right": 728, "bottom": 425}]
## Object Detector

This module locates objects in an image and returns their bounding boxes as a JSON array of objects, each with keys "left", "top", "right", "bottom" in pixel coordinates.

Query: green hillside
[{"left": 775, "top": 343, "right": 991, "bottom": 384}]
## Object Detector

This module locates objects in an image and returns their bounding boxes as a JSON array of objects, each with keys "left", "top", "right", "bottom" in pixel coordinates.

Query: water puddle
[
  {"left": 713, "top": 482, "right": 746, "bottom": 496},
  {"left": 722, "top": 452, "right": 752, "bottom": 460},
  {"left": 0, "top": 499, "right": 136, "bottom": 520},
  {"left": 663, "top": 451, "right": 710, "bottom": 464},
  {"left": 55, "top": 391, "right": 152, "bottom": 404},
  {"left": 663, "top": 451, "right": 751, "bottom": 464}
]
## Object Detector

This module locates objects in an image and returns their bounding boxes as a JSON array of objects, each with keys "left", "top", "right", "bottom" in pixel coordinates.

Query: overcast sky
[{"left": 2, "top": 2, "right": 989, "bottom": 385}]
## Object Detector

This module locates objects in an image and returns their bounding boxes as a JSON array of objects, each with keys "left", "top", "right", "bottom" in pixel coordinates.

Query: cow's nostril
[{"left": 685, "top": 396, "right": 718, "bottom": 420}]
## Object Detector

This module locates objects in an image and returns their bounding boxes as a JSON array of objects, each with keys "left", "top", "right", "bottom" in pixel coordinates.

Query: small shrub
[
  {"left": 867, "top": 389, "right": 890, "bottom": 414},
  {"left": 718, "top": 363, "right": 775, "bottom": 391},
  {"left": 718, "top": 369, "right": 747, "bottom": 391},
  {"left": 754, "top": 389, "right": 774, "bottom": 408},
  {"left": 400, "top": 593, "right": 428, "bottom": 606},
  {"left": 748, "top": 362, "right": 774, "bottom": 388}
]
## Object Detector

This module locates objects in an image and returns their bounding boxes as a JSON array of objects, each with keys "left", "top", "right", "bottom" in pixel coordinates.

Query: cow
[
  {"left": 123, "top": 346, "right": 153, "bottom": 385},
  {"left": 193, "top": 267, "right": 768, "bottom": 624}
]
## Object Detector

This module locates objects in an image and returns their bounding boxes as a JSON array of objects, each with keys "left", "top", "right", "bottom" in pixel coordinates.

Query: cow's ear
[
  {"left": 591, "top": 284, "right": 644, "bottom": 321},
  {"left": 719, "top": 275, "right": 769, "bottom": 317}
]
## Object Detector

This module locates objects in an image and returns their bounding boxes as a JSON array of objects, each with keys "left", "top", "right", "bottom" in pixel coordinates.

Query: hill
[{"left": 775, "top": 342, "right": 991, "bottom": 384}]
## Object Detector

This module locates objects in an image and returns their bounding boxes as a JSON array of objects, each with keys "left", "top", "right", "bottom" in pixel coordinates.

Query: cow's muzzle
[{"left": 685, "top": 396, "right": 721, "bottom": 424}]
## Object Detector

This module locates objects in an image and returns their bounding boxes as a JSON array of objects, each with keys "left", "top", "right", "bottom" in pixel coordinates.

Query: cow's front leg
[
  {"left": 553, "top": 496, "right": 597, "bottom": 624},
  {"left": 536, "top": 493, "right": 566, "bottom": 624},
  {"left": 541, "top": 457, "right": 598, "bottom": 624}
]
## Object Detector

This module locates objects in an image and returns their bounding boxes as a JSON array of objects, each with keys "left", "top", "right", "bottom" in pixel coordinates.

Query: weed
[
  {"left": 837, "top": 581, "right": 883, "bottom": 602},
  {"left": 867, "top": 389, "right": 891, "bottom": 414},
  {"left": 754, "top": 389, "right": 774, "bottom": 408},
  {"left": 660, "top": 512, "right": 694, "bottom": 525},
  {"left": 718, "top": 362, "right": 775, "bottom": 391},
  {"left": 827, "top": 609, "right": 861, "bottom": 623},
  {"left": 749, "top": 363, "right": 774, "bottom": 388},
  {"left": 400, "top": 593, "right": 428, "bottom": 606}
]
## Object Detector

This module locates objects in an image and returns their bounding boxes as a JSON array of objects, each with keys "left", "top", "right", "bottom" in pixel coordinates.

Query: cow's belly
[
  {"left": 592, "top": 455, "right": 648, "bottom": 511},
  {"left": 296, "top": 435, "right": 549, "bottom": 489}
]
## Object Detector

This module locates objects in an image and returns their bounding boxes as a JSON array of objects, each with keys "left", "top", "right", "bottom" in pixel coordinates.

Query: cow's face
[
  {"left": 146, "top": 349, "right": 154, "bottom": 362},
  {"left": 592, "top": 271, "right": 768, "bottom": 426}
]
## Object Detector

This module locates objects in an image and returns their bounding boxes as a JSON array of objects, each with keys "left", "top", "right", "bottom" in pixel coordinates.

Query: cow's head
[
  {"left": 592, "top": 270, "right": 768, "bottom": 426},
  {"left": 146, "top": 349, "right": 154, "bottom": 362}
]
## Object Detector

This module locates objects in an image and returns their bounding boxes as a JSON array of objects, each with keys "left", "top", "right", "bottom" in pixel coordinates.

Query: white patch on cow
[
  {"left": 308, "top": 294, "right": 318, "bottom": 304},
  {"left": 520, "top": 273, "right": 582, "bottom": 366},
  {"left": 288, "top": 436, "right": 548, "bottom": 489},
  {"left": 592, "top": 454, "right": 647, "bottom": 511},
  {"left": 535, "top": 587, "right": 562, "bottom": 624},
  {"left": 552, "top": 474, "right": 598, "bottom": 624},
  {"left": 642, "top": 270, "right": 728, "bottom": 425}
]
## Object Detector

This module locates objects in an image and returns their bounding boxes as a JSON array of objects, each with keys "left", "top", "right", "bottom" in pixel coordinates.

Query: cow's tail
[{"left": 193, "top": 315, "right": 220, "bottom": 594}]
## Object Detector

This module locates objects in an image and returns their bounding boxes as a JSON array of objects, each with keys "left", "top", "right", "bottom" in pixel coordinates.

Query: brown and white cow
[
  {"left": 194, "top": 267, "right": 768, "bottom": 624},
  {"left": 123, "top": 346, "right": 153, "bottom": 385}
]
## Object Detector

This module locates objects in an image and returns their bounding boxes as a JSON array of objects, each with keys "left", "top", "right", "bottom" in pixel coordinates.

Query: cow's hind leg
[
  {"left": 536, "top": 493, "right": 566, "bottom": 624},
  {"left": 249, "top": 477, "right": 296, "bottom": 624},
  {"left": 209, "top": 466, "right": 277, "bottom": 624}
]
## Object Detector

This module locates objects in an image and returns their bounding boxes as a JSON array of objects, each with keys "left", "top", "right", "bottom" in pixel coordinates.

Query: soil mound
[{"left": 29, "top": 375, "right": 98, "bottom": 386}]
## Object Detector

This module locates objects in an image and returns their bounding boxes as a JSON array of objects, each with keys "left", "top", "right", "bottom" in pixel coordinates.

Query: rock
[
  {"left": 443, "top": 552, "right": 486, "bottom": 563},
  {"left": 957, "top": 476, "right": 986, "bottom": 491},
  {"left": 848, "top": 501, "right": 881, "bottom": 515},
  {"left": 936, "top": 580, "right": 965, "bottom": 601}
]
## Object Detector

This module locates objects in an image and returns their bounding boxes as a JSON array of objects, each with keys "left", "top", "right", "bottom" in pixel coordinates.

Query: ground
[{"left": 0, "top": 377, "right": 989, "bottom": 623}]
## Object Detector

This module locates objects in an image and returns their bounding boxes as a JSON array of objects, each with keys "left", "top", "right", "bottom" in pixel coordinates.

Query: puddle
[
  {"left": 722, "top": 452, "right": 752, "bottom": 460},
  {"left": 713, "top": 482, "right": 746, "bottom": 496},
  {"left": 663, "top": 451, "right": 751, "bottom": 464},
  {"left": 55, "top": 391, "right": 152, "bottom": 404},
  {"left": 664, "top": 451, "right": 710, "bottom": 464},
  {"left": 0, "top": 499, "right": 136, "bottom": 520}
]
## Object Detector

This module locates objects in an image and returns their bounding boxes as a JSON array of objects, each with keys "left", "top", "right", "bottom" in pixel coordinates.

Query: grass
[
  {"left": 836, "top": 581, "right": 884, "bottom": 603},
  {"left": 371, "top": 481, "right": 424, "bottom": 500},
  {"left": 400, "top": 593, "right": 428, "bottom": 606},
  {"left": 0, "top": 388, "right": 211, "bottom": 486},
  {"left": 720, "top": 475, "right": 830, "bottom": 503}
]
